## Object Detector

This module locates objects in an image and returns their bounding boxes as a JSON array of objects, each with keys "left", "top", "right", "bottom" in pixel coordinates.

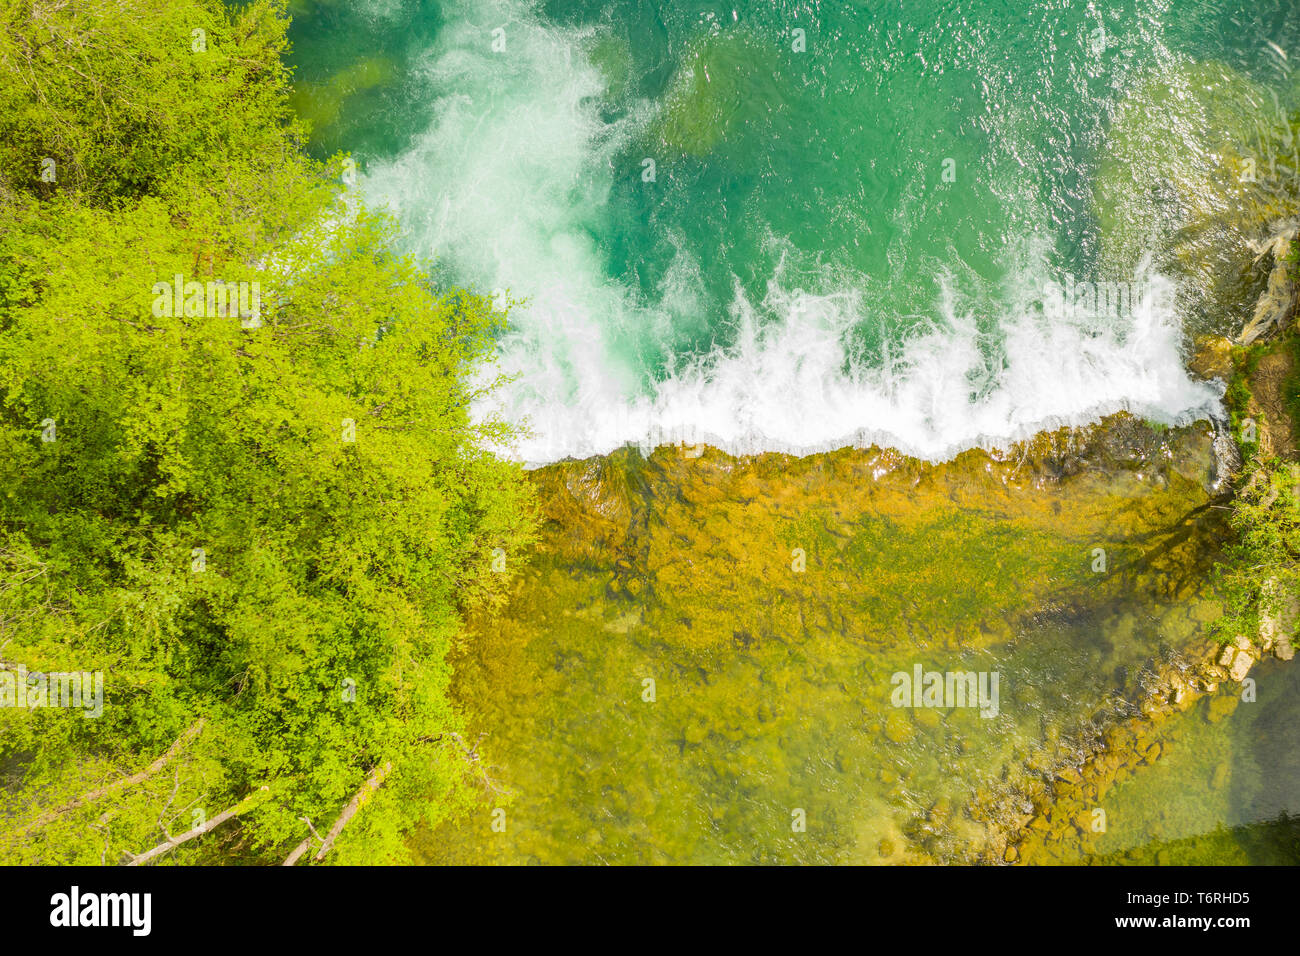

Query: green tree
[
  {"left": 1213, "top": 457, "right": 1300, "bottom": 649},
  {"left": 0, "top": 0, "right": 534, "bottom": 864}
]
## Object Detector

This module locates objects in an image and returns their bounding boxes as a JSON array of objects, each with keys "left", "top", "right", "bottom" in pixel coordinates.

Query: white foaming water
[
  {"left": 503, "top": 260, "right": 1224, "bottom": 465},
  {"left": 363, "top": 0, "right": 1224, "bottom": 467}
]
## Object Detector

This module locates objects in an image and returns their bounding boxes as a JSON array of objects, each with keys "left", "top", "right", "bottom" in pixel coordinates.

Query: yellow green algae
[
  {"left": 653, "top": 28, "right": 788, "bottom": 158},
  {"left": 288, "top": 56, "right": 397, "bottom": 144},
  {"left": 414, "top": 414, "right": 1242, "bottom": 864},
  {"left": 1001, "top": 333, "right": 1300, "bottom": 866}
]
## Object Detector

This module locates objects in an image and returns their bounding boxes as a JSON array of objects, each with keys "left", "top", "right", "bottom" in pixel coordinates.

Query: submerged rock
[
  {"left": 1207, "top": 693, "right": 1238, "bottom": 723},
  {"left": 654, "top": 28, "right": 786, "bottom": 157},
  {"left": 1189, "top": 335, "right": 1235, "bottom": 380},
  {"left": 1095, "top": 61, "right": 1299, "bottom": 335}
]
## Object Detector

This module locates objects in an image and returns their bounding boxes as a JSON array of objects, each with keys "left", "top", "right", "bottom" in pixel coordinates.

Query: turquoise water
[{"left": 285, "top": 0, "right": 1298, "bottom": 464}]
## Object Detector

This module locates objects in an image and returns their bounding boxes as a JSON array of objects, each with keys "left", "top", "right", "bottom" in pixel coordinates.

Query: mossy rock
[
  {"left": 1206, "top": 692, "right": 1240, "bottom": 723},
  {"left": 654, "top": 29, "right": 785, "bottom": 157},
  {"left": 289, "top": 56, "right": 397, "bottom": 143},
  {"left": 883, "top": 709, "right": 915, "bottom": 744}
]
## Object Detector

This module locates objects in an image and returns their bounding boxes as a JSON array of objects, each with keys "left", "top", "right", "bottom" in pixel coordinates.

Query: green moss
[
  {"left": 1284, "top": 332, "right": 1300, "bottom": 447},
  {"left": 1225, "top": 342, "right": 1266, "bottom": 451}
]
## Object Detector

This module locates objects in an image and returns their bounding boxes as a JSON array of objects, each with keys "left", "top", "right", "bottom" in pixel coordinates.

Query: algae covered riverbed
[{"left": 410, "top": 416, "right": 1300, "bottom": 865}]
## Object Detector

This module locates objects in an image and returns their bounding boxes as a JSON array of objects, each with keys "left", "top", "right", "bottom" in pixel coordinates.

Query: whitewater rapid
[{"left": 360, "top": 0, "right": 1224, "bottom": 467}]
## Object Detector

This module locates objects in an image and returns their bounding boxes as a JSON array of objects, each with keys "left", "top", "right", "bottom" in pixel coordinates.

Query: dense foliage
[
  {"left": 0, "top": 0, "right": 534, "bottom": 863},
  {"left": 1216, "top": 303, "right": 1300, "bottom": 650},
  {"left": 1215, "top": 459, "right": 1300, "bottom": 644}
]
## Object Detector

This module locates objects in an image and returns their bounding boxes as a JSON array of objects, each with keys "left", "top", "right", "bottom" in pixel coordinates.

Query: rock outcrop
[{"left": 1237, "top": 225, "right": 1299, "bottom": 345}]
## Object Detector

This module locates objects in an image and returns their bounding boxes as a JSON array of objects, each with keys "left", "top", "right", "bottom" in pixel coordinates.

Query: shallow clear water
[
  {"left": 1049, "top": 657, "right": 1300, "bottom": 864},
  {"left": 400, "top": 428, "right": 1296, "bottom": 865}
]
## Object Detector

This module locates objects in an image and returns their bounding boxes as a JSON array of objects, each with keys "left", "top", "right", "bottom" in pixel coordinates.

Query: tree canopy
[{"left": 0, "top": 0, "right": 534, "bottom": 864}]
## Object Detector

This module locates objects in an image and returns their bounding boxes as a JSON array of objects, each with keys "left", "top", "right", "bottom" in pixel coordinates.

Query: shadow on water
[{"left": 1054, "top": 657, "right": 1300, "bottom": 865}]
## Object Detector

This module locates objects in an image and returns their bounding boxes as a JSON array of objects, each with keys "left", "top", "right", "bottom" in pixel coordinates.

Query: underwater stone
[{"left": 1228, "top": 650, "right": 1253, "bottom": 682}]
